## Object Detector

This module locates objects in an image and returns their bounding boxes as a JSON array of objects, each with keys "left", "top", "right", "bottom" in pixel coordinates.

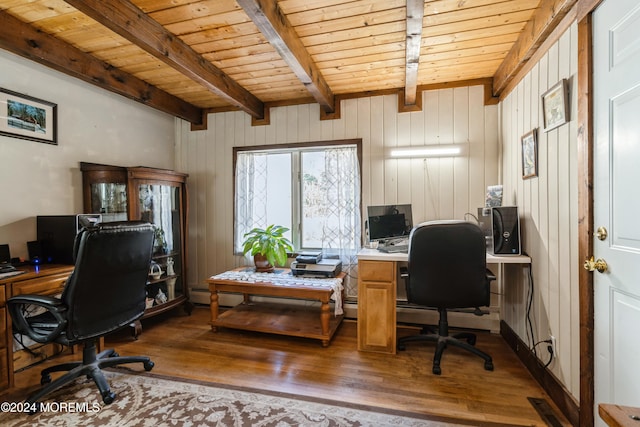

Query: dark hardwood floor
[{"left": 9, "top": 305, "right": 570, "bottom": 426}]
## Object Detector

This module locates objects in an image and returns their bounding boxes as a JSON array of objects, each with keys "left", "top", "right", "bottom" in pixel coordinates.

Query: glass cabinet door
[
  {"left": 137, "top": 183, "right": 183, "bottom": 306},
  {"left": 90, "top": 182, "right": 128, "bottom": 222},
  {"left": 80, "top": 162, "right": 129, "bottom": 222},
  {"left": 81, "top": 162, "right": 190, "bottom": 327}
]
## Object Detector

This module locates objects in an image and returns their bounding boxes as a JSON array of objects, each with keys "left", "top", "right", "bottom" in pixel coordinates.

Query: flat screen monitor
[
  {"left": 0, "top": 244, "right": 10, "bottom": 264},
  {"left": 37, "top": 214, "right": 101, "bottom": 264},
  {"left": 367, "top": 204, "right": 413, "bottom": 242}
]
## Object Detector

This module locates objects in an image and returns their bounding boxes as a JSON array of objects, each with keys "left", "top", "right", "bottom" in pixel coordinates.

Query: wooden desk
[
  {"left": 599, "top": 404, "right": 640, "bottom": 427},
  {"left": 356, "top": 248, "right": 531, "bottom": 354},
  {"left": 0, "top": 264, "right": 74, "bottom": 391},
  {"left": 208, "top": 268, "right": 345, "bottom": 347}
]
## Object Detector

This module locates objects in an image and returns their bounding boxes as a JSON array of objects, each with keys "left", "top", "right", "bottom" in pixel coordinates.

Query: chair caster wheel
[
  {"left": 397, "top": 343, "right": 406, "bottom": 351},
  {"left": 41, "top": 374, "right": 51, "bottom": 385},
  {"left": 467, "top": 336, "right": 476, "bottom": 345},
  {"left": 102, "top": 391, "right": 116, "bottom": 404},
  {"left": 432, "top": 365, "right": 442, "bottom": 375},
  {"left": 484, "top": 361, "right": 494, "bottom": 371},
  {"left": 144, "top": 360, "right": 154, "bottom": 371},
  {"left": 111, "top": 351, "right": 119, "bottom": 358}
]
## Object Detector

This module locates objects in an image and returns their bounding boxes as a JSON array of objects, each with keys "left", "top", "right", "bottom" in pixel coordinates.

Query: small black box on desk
[{"left": 295, "top": 251, "right": 322, "bottom": 264}]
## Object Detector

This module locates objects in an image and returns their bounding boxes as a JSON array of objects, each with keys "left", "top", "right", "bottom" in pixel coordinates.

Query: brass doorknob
[
  {"left": 595, "top": 226, "right": 608, "bottom": 241},
  {"left": 583, "top": 256, "right": 608, "bottom": 273}
]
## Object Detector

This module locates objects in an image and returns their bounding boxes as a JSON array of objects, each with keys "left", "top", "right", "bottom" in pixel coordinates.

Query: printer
[{"left": 291, "top": 258, "right": 342, "bottom": 277}]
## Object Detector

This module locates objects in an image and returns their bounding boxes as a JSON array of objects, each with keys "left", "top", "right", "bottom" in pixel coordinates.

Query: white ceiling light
[{"left": 387, "top": 143, "right": 468, "bottom": 158}]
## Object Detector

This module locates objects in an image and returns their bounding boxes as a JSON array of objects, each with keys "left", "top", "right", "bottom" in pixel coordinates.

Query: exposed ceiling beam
[
  {"left": 404, "top": 0, "right": 425, "bottom": 107},
  {"left": 0, "top": 10, "right": 202, "bottom": 125},
  {"left": 237, "top": 0, "right": 335, "bottom": 114},
  {"left": 64, "top": 0, "right": 265, "bottom": 119},
  {"left": 493, "top": 0, "right": 577, "bottom": 96}
]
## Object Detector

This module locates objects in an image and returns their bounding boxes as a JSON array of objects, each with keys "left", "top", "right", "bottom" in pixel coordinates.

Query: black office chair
[
  {"left": 8, "top": 221, "right": 156, "bottom": 406},
  {"left": 397, "top": 220, "right": 496, "bottom": 375}
]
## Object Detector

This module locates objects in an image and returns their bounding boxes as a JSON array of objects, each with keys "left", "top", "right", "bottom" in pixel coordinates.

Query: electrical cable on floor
[
  {"left": 11, "top": 303, "right": 67, "bottom": 371},
  {"left": 13, "top": 333, "right": 42, "bottom": 358},
  {"left": 523, "top": 251, "right": 537, "bottom": 356},
  {"left": 13, "top": 304, "right": 44, "bottom": 358},
  {"left": 13, "top": 333, "right": 66, "bottom": 372},
  {"left": 543, "top": 343, "right": 554, "bottom": 368},
  {"left": 524, "top": 252, "right": 555, "bottom": 370},
  {"left": 532, "top": 339, "right": 554, "bottom": 368}
]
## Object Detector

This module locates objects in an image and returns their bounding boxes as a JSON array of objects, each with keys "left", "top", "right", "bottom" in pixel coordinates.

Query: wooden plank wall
[
  {"left": 175, "top": 85, "right": 499, "bottom": 301},
  {"left": 500, "top": 22, "right": 579, "bottom": 400}
]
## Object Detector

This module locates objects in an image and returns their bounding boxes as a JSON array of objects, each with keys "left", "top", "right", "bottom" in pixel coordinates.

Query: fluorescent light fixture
[{"left": 387, "top": 143, "right": 468, "bottom": 158}]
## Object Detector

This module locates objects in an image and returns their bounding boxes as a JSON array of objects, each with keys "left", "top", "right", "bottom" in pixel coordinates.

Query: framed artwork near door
[
  {"left": 521, "top": 129, "right": 537, "bottom": 179},
  {"left": 0, "top": 88, "right": 57, "bottom": 145},
  {"left": 542, "top": 79, "right": 569, "bottom": 131}
]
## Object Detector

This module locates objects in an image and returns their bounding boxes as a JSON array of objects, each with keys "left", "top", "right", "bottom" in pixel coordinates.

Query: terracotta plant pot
[{"left": 253, "top": 254, "right": 274, "bottom": 273}]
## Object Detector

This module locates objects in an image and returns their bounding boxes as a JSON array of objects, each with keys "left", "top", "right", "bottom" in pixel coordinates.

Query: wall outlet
[{"left": 549, "top": 335, "right": 557, "bottom": 358}]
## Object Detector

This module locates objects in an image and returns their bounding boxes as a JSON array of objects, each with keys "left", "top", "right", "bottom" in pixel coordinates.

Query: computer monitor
[
  {"left": 36, "top": 214, "right": 102, "bottom": 264},
  {"left": 367, "top": 204, "right": 413, "bottom": 242},
  {"left": 0, "top": 244, "right": 10, "bottom": 264}
]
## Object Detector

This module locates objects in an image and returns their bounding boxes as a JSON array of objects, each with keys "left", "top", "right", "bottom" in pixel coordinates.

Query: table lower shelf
[{"left": 211, "top": 302, "right": 343, "bottom": 346}]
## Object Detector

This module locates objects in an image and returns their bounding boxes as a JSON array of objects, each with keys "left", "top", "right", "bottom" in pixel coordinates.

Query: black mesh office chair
[
  {"left": 8, "top": 221, "right": 155, "bottom": 406},
  {"left": 397, "top": 220, "right": 495, "bottom": 375}
]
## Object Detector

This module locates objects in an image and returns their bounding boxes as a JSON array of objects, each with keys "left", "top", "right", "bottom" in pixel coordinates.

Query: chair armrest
[
  {"left": 8, "top": 294, "right": 63, "bottom": 307},
  {"left": 486, "top": 269, "right": 496, "bottom": 282},
  {"left": 7, "top": 295, "right": 67, "bottom": 344}
]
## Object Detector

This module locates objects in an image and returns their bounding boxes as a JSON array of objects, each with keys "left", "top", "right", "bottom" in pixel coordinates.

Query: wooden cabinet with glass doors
[{"left": 80, "top": 162, "right": 190, "bottom": 335}]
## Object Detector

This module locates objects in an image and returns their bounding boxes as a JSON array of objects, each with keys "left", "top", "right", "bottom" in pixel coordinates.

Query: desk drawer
[
  {"left": 0, "top": 349, "right": 8, "bottom": 389},
  {"left": 359, "top": 260, "right": 395, "bottom": 282},
  {"left": 0, "top": 284, "right": 5, "bottom": 305},
  {"left": 12, "top": 272, "right": 69, "bottom": 297},
  {"left": 0, "top": 307, "right": 5, "bottom": 349}
]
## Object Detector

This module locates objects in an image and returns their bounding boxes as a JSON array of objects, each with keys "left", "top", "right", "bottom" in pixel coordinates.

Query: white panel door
[{"left": 593, "top": 0, "right": 640, "bottom": 424}]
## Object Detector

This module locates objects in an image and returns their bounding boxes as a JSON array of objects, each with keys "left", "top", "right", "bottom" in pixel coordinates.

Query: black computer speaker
[{"left": 27, "top": 240, "right": 46, "bottom": 265}]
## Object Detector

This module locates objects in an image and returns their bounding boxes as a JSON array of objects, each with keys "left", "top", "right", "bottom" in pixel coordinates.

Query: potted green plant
[{"left": 241, "top": 224, "right": 294, "bottom": 272}]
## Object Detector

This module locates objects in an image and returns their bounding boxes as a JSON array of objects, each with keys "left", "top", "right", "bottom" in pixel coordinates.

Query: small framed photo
[
  {"left": 0, "top": 88, "right": 57, "bottom": 145},
  {"left": 542, "top": 79, "right": 569, "bottom": 131},
  {"left": 521, "top": 129, "right": 538, "bottom": 179}
]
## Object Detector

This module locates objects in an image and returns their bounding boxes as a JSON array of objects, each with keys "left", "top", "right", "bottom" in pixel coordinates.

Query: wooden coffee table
[{"left": 207, "top": 268, "right": 345, "bottom": 347}]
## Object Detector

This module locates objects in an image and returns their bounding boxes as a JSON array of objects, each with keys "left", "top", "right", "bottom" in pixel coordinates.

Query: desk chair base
[
  {"left": 27, "top": 340, "right": 154, "bottom": 410},
  {"left": 397, "top": 308, "right": 493, "bottom": 375}
]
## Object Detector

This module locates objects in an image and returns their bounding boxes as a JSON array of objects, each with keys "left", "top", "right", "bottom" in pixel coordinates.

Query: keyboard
[
  {"left": 379, "top": 245, "right": 409, "bottom": 253},
  {"left": 0, "top": 270, "right": 25, "bottom": 279},
  {"left": 0, "top": 262, "right": 16, "bottom": 273}
]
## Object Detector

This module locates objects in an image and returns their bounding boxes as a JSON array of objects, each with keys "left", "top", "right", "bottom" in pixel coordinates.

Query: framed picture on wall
[
  {"left": 542, "top": 79, "right": 569, "bottom": 131},
  {"left": 521, "top": 129, "right": 538, "bottom": 179},
  {"left": 0, "top": 88, "right": 57, "bottom": 145}
]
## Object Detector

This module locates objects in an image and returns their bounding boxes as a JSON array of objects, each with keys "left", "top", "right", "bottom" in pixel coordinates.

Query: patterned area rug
[{"left": 0, "top": 370, "right": 486, "bottom": 427}]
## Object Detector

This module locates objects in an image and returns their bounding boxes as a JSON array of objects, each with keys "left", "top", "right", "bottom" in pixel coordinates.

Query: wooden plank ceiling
[{"left": 0, "top": 0, "right": 577, "bottom": 126}]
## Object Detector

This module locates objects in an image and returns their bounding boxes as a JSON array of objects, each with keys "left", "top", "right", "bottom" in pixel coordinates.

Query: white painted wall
[
  {"left": 500, "top": 23, "right": 580, "bottom": 399},
  {"left": 0, "top": 50, "right": 175, "bottom": 260},
  {"left": 176, "top": 86, "right": 499, "bottom": 300}
]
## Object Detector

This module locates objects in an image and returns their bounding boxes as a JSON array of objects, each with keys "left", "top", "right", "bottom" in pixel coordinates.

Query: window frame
[{"left": 232, "top": 138, "right": 363, "bottom": 254}]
